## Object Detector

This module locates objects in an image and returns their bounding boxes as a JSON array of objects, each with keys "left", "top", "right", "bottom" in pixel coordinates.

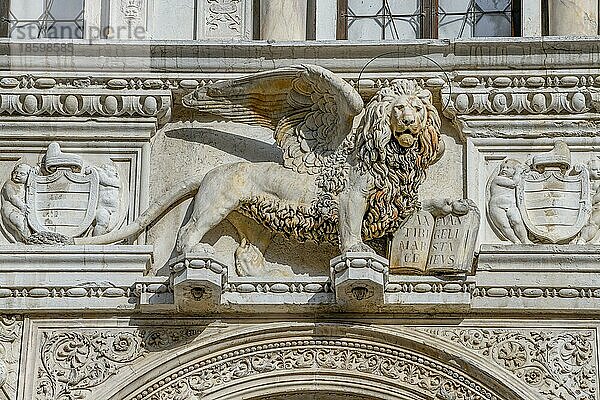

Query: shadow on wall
[
  {"left": 165, "top": 127, "right": 284, "bottom": 164},
  {"left": 155, "top": 126, "right": 334, "bottom": 276}
]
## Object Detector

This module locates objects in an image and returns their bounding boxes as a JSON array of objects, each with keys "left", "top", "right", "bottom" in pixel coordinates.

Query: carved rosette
[
  {"left": 423, "top": 328, "right": 598, "bottom": 400},
  {"left": 0, "top": 76, "right": 172, "bottom": 127}
]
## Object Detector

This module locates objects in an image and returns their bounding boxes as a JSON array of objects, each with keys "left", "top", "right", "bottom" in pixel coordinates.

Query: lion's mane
[
  {"left": 239, "top": 79, "right": 441, "bottom": 245},
  {"left": 357, "top": 79, "right": 441, "bottom": 240}
]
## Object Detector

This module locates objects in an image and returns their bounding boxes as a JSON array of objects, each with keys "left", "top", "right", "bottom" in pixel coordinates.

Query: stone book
[{"left": 390, "top": 200, "right": 480, "bottom": 275}]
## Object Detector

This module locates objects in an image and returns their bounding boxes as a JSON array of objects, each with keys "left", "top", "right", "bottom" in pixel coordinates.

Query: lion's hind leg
[{"left": 176, "top": 163, "right": 251, "bottom": 254}]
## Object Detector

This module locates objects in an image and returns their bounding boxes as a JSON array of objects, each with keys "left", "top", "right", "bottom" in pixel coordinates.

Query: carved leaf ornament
[{"left": 426, "top": 328, "right": 597, "bottom": 400}]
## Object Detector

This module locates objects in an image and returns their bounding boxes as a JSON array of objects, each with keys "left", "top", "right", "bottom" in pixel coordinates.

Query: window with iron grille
[
  {"left": 338, "top": 0, "right": 520, "bottom": 40},
  {"left": 1, "top": 0, "right": 85, "bottom": 39}
]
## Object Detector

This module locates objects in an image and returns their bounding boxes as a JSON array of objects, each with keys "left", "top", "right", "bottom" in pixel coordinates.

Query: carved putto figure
[
  {"left": 79, "top": 65, "right": 444, "bottom": 263},
  {"left": 1, "top": 163, "right": 32, "bottom": 242},
  {"left": 91, "top": 164, "right": 122, "bottom": 236},
  {"left": 487, "top": 159, "right": 530, "bottom": 244},
  {"left": 577, "top": 159, "right": 600, "bottom": 244}
]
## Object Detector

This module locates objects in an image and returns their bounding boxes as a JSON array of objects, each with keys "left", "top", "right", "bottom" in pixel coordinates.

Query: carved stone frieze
[
  {"left": 36, "top": 331, "right": 146, "bottom": 400},
  {"left": 129, "top": 338, "right": 503, "bottom": 400},
  {"left": 0, "top": 91, "right": 171, "bottom": 122},
  {"left": 423, "top": 327, "right": 598, "bottom": 400},
  {"left": 224, "top": 280, "right": 332, "bottom": 294},
  {"left": 0, "top": 316, "right": 22, "bottom": 400},
  {"left": 441, "top": 73, "right": 600, "bottom": 138},
  {"left": 201, "top": 0, "right": 252, "bottom": 39},
  {"left": 206, "top": 0, "right": 242, "bottom": 33},
  {"left": 386, "top": 279, "right": 472, "bottom": 295},
  {"left": 473, "top": 286, "right": 600, "bottom": 299},
  {"left": 35, "top": 328, "right": 198, "bottom": 400}
]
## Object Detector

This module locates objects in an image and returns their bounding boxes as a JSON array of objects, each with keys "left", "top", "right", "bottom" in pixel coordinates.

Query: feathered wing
[{"left": 182, "top": 64, "right": 364, "bottom": 174}]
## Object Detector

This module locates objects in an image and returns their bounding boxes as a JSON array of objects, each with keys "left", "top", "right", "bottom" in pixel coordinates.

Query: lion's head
[
  {"left": 355, "top": 79, "right": 442, "bottom": 240},
  {"left": 357, "top": 79, "right": 441, "bottom": 168}
]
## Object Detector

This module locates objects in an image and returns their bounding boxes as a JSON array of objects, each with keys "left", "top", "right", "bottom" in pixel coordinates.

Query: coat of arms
[
  {"left": 487, "top": 141, "right": 594, "bottom": 244},
  {"left": 0, "top": 143, "right": 124, "bottom": 244}
]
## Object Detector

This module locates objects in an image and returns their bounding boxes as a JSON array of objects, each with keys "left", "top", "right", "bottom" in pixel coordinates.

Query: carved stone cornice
[
  {"left": 0, "top": 76, "right": 171, "bottom": 127},
  {"left": 3, "top": 37, "right": 600, "bottom": 74},
  {"left": 441, "top": 73, "right": 600, "bottom": 138}
]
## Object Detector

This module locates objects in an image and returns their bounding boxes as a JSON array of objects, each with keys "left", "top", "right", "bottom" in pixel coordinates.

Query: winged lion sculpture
[{"left": 77, "top": 65, "right": 444, "bottom": 265}]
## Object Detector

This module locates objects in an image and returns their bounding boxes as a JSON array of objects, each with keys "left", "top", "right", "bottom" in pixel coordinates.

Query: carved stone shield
[
  {"left": 26, "top": 169, "right": 99, "bottom": 237},
  {"left": 516, "top": 167, "right": 591, "bottom": 243}
]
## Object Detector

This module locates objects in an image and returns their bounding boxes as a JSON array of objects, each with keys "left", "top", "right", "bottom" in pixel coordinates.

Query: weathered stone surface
[
  {"left": 1, "top": 35, "right": 600, "bottom": 400},
  {"left": 485, "top": 141, "right": 596, "bottom": 245},
  {"left": 81, "top": 65, "right": 444, "bottom": 282},
  {"left": 260, "top": 0, "right": 307, "bottom": 40},
  {"left": 0, "top": 316, "right": 21, "bottom": 400},
  {"left": 548, "top": 0, "right": 598, "bottom": 35}
]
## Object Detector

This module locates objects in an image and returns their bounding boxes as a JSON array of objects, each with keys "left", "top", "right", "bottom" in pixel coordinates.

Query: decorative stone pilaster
[
  {"left": 0, "top": 316, "right": 21, "bottom": 400},
  {"left": 548, "top": 0, "right": 598, "bottom": 36},
  {"left": 260, "top": 0, "right": 307, "bottom": 40},
  {"left": 330, "top": 252, "right": 388, "bottom": 308}
]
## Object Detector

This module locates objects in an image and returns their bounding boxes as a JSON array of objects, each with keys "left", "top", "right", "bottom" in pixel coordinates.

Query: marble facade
[{"left": 1, "top": 5, "right": 600, "bottom": 399}]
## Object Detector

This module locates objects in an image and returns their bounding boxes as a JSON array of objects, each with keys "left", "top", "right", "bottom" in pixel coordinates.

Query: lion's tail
[{"left": 73, "top": 176, "right": 203, "bottom": 245}]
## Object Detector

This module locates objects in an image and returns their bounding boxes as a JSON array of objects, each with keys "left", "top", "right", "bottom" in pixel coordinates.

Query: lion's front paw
[
  {"left": 343, "top": 242, "right": 376, "bottom": 254},
  {"left": 176, "top": 238, "right": 215, "bottom": 255}
]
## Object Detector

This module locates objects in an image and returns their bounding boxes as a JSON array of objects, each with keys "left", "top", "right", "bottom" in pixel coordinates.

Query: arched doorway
[{"left": 93, "top": 322, "right": 541, "bottom": 400}]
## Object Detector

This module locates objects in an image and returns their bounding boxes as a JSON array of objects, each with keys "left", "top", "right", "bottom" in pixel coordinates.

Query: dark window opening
[
  {"left": 4, "top": 0, "right": 85, "bottom": 39},
  {"left": 338, "top": 0, "right": 521, "bottom": 40}
]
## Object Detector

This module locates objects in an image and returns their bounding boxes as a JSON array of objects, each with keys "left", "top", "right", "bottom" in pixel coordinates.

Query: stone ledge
[
  {"left": 4, "top": 244, "right": 600, "bottom": 314},
  {"left": 0, "top": 245, "right": 156, "bottom": 312},
  {"left": 474, "top": 244, "right": 600, "bottom": 312},
  {"left": 478, "top": 244, "right": 600, "bottom": 272},
  {"left": 2, "top": 37, "right": 600, "bottom": 73},
  {"left": 168, "top": 252, "right": 471, "bottom": 313},
  {"left": 386, "top": 275, "right": 473, "bottom": 312}
]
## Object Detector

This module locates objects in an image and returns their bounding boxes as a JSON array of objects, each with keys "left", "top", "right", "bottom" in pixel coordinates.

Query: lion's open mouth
[{"left": 395, "top": 129, "right": 416, "bottom": 148}]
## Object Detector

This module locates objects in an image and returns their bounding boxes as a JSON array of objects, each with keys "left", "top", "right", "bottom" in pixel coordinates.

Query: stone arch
[{"left": 94, "top": 322, "right": 541, "bottom": 400}]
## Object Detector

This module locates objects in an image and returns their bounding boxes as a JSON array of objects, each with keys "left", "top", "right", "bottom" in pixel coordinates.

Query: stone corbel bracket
[
  {"left": 170, "top": 254, "right": 228, "bottom": 312},
  {"left": 0, "top": 76, "right": 172, "bottom": 128},
  {"left": 330, "top": 252, "right": 389, "bottom": 309},
  {"left": 168, "top": 252, "right": 473, "bottom": 313},
  {"left": 441, "top": 73, "right": 600, "bottom": 138}
]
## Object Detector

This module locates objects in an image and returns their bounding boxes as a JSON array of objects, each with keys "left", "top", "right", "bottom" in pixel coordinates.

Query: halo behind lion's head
[{"left": 356, "top": 79, "right": 442, "bottom": 240}]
